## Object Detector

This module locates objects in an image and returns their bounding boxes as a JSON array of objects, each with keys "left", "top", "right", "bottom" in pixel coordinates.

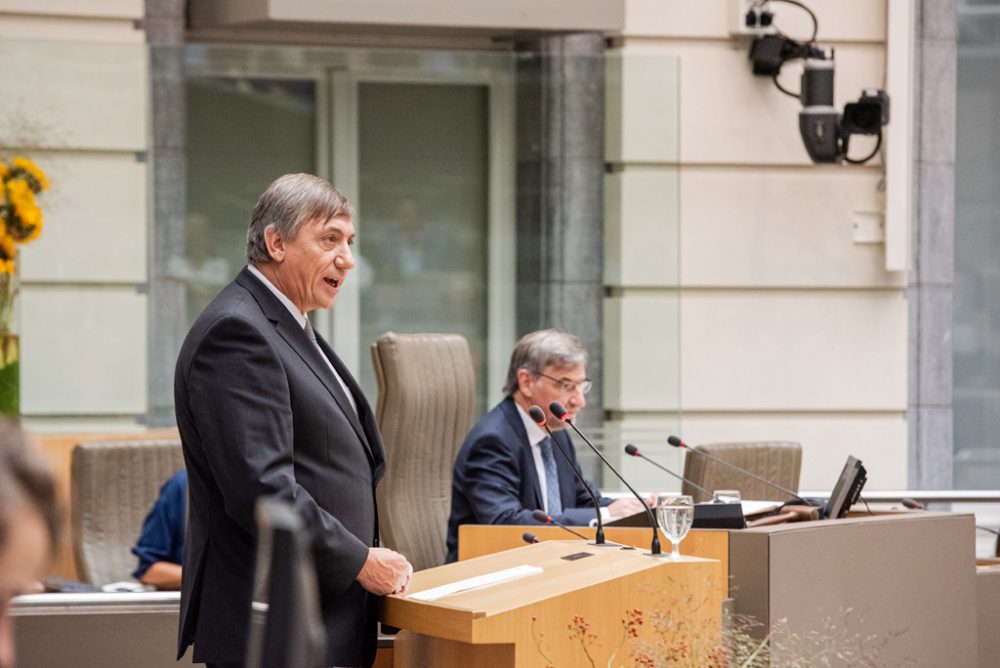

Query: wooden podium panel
[
  {"left": 458, "top": 525, "right": 729, "bottom": 597},
  {"left": 383, "top": 540, "right": 723, "bottom": 667}
]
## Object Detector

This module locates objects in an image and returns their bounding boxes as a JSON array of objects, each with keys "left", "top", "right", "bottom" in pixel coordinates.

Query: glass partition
[{"left": 955, "top": 5, "right": 1000, "bottom": 489}]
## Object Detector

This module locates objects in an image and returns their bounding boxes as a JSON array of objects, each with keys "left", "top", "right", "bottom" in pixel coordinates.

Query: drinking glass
[{"left": 656, "top": 494, "right": 694, "bottom": 559}]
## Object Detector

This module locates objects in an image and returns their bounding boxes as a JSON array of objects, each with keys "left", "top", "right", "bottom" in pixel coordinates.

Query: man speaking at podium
[
  {"left": 445, "top": 329, "right": 644, "bottom": 562},
  {"left": 175, "top": 174, "right": 412, "bottom": 668}
]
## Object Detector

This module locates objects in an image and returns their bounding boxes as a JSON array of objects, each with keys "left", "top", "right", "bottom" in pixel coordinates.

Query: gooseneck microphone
[
  {"left": 528, "top": 405, "right": 611, "bottom": 546},
  {"left": 531, "top": 509, "right": 588, "bottom": 540},
  {"left": 624, "top": 444, "right": 714, "bottom": 499},
  {"left": 522, "top": 531, "right": 540, "bottom": 544},
  {"left": 550, "top": 401, "right": 664, "bottom": 557},
  {"left": 667, "top": 435, "right": 813, "bottom": 506}
]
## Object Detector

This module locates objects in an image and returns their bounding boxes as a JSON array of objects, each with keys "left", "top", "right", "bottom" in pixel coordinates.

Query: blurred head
[
  {"left": 504, "top": 329, "right": 591, "bottom": 429},
  {"left": 0, "top": 421, "right": 59, "bottom": 668},
  {"left": 246, "top": 174, "right": 357, "bottom": 313}
]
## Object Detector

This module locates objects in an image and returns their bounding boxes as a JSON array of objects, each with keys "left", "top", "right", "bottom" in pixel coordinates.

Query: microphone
[
  {"left": 522, "top": 531, "right": 540, "bottom": 544},
  {"left": 528, "top": 405, "right": 612, "bottom": 547},
  {"left": 624, "top": 444, "right": 714, "bottom": 500},
  {"left": 667, "top": 435, "right": 814, "bottom": 506},
  {"left": 531, "top": 509, "right": 588, "bottom": 540},
  {"left": 549, "top": 401, "right": 663, "bottom": 557}
]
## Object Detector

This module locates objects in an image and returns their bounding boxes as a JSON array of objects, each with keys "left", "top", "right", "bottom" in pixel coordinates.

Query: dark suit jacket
[
  {"left": 445, "top": 396, "right": 610, "bottom": 562},
  {"left": 174, "top": 267, "right": 385, "bottom": 667}
]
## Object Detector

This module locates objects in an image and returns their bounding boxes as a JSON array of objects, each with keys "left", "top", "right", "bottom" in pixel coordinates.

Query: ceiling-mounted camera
[{"left": 745, "top": 1, "right": 890, "bottom": 165}]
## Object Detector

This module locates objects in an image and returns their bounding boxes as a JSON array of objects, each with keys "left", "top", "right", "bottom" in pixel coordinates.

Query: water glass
[{"left": 656, "top": 494, "right": 694, "bottom": 559}]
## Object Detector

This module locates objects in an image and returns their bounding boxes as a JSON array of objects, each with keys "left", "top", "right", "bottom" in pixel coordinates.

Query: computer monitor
[
  {"left": 823, "top": 455, "right": 867, "bottom": 519},
  {"left": 245, "top": 498, "right": 326, "bottom": 668}
]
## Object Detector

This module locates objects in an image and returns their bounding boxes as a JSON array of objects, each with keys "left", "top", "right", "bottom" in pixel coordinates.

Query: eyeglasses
[{"left": 536, "top": 371, "right": 593, "bottom": 396}]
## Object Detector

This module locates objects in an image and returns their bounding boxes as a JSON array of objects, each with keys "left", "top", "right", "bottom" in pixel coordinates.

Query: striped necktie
[{"left": 539, "top": 436, "right": 562, "bottom": 516}]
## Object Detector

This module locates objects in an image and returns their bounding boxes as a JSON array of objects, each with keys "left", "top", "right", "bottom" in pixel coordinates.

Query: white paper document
[
  {"left": 408, "top": 564, "right": 544, "bottom": 602},
  {"left": 741, "top": 500, "right": 782, "bottom": 516}
]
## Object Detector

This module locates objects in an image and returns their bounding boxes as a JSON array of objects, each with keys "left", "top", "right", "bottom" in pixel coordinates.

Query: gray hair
[
  {"left": 246, "top": 173, "right": 355, "bottom": 264},
  {"left": 502, "top": 329, "right": 589, "bottom": 395}
]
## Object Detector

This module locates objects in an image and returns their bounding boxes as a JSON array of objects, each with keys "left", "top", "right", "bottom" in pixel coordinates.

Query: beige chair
[
  {"left": 371, "top": 332, "right": 476, "bottom": 571},
  {"left": 71, "top": 439, "right": 184, "bottom": 585},
  {"left": 681, "top": 441, "right": 802, "bottom": 503}
]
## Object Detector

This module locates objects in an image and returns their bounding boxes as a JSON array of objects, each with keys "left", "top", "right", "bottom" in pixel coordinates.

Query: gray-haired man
[
  {"left": 445, "top": 329, "right": 644, "bottom": 562},
  {"left": 175, "top": 173, "right": 411, "bottom": 668}
]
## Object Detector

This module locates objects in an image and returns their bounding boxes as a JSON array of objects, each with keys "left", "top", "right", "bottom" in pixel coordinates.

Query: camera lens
[{"left": 842, "top": 101, "right": 882, "bottom": 135}]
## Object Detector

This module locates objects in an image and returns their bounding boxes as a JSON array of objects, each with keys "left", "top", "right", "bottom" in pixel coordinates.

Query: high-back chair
[
  {"left": 680, "top": 441, "right": 802, "bottom": 503},
  {"left": 71, "top": 439, "right": 184, "bottom": 585},
  {"left": 371, "top": 332, "right": 476, "bottom": 571}
]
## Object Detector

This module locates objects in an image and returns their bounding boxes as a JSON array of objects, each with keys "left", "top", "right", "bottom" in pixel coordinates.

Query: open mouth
[{"left": 324, "top": 278, "right": 340, "bottom": 288}]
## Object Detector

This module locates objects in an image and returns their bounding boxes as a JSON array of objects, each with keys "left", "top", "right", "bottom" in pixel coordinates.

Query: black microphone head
[
  {"left": 549, "top": 401, "right": 568, "bottom": 420},
  {"left": 624, "top": 444, "right": 640, "bottom": 457},
  {"left": 528, "top": 405, "right": 547, "bottom": 426},
  {"left": 667, "top": 435, "right": 685, "bottom": 448},
  {"left": 901, "top": 498, "right": 922, "bottom": 510},
  {"left": 522, "top": 531, "right": 539, "bottom": 544},
  {"left": 531, "top": 509, "right": 550, "bottom": 523}
]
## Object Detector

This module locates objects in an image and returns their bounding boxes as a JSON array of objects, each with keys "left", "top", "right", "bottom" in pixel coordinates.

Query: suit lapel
[
  {"left": 499, "top": 397, "right": 544, "bottom": 511},
  {"left": 236, "top": 269, "right": 377, "bottom": 465}
]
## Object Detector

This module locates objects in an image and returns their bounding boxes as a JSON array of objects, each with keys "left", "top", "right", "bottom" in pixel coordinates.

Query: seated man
[
  {"left": 132, "top": 469, "right": 186, "bottom": 589},
  {"left": 446, "top": 329, "right": 644, "bottom": 562}
]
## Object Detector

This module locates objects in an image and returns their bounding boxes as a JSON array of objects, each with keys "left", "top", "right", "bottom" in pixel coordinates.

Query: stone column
[
  {"left": 908, "top": 0, "right": 956, "bottom": 488},
  {"left": 516, "top": 34, "right": 606, "bottom": 475}
]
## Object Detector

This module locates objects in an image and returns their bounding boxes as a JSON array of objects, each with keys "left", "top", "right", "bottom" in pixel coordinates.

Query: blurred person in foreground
[
  {"left": 175, "top": 174, "right": 411, "bottom": 668},
  {"left": 0, "top": 420, "right": 59, "bottom": 668},
  {"left": 445, "top": 329, "right": 647, "bottom": 562}
]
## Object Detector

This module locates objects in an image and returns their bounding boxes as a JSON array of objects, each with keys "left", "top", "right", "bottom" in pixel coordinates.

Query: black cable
[
  {"left": 770, "top": 0, "right": 819, "bottom": 44},
  {"left": 843, "top": 132, "right": 883, "bottom": 165},
  {"left": 772, "top": 71, "right": 800, "bottom": 99}
]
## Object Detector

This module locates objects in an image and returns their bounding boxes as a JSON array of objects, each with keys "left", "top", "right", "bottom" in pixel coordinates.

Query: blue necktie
[{"left": 540, "top": 437, "right": 562, "bottom": 516}]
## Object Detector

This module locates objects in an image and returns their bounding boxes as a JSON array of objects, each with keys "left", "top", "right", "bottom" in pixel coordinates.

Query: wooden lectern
[
  {"left": 457, "top": 525, "right": 729, "bottom": 598},
  {"left": 381, "top": 540, "right": 723, "bottom": 667}
]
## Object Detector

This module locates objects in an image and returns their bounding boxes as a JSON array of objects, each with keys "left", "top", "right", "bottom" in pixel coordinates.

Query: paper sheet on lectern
[{"left": 408, "top": 565, "right": 543, "bottom": 602}]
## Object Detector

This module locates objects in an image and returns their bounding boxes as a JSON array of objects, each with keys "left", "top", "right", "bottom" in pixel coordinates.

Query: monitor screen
[{"left": 824, "top": 456, "right": 867, "bottom": 519}]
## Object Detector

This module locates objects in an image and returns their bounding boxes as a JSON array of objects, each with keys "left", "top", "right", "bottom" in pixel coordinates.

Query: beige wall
[
  {"left": 0, "top": 1, "right": 148, "bottom": 431},
  {"left": 604, "top": 0, "right": 908, "bottom": 491}
]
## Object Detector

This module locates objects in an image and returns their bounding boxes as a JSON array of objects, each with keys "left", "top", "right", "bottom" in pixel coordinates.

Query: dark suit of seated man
[{"left": 445, "top": 329, "right": 646, "bottom": 562}]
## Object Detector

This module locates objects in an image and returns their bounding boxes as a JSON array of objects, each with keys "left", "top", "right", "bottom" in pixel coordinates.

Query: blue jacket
[
  {"left": 445, "top": 396, "right": 610, "bottom": 562},
  {"left": 132, "top": 470, "right": 187, "bottom": 580}
]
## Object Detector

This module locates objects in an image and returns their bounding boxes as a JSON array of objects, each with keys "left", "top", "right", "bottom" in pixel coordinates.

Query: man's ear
[
  {"left": 516, "top": 368, "right": 534, "bottom": 397},
  {"left": 263, "top": 226, "right": 285, "bottom": 262}
]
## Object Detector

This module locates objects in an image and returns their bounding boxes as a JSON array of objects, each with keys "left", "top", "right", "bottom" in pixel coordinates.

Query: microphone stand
[
  {"left": 529, "top": 405, "right": 613, "bottom": 547},
  {"left": 550, "top": 401, "right": 665, "bottom": 557}
]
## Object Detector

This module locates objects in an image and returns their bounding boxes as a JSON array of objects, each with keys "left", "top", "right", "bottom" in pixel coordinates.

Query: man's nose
[{"left": 336, "top": 245, "right": 356, "bottom": 270}]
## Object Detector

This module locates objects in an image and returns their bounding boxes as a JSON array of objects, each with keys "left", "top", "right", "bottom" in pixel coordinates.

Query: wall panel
[
  {"left": 680, "top": 166, "right": 902, "bottom": 288},
  {"left": 20, "top": 287, "right": 147, "bottom": 415},
  {"left": 680, "top": 291, "right": 907, "bottom": 411},
  {"left": 20, "top": 154, "right": 147, "bottom": 283}
]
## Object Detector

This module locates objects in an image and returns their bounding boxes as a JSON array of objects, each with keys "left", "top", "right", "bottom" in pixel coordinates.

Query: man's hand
[
  {"left": 356, "top": 547, "right": 413, "bottom": 595},
  {"left": 606, "top": 496, "right": 655, "bottom": 518}
]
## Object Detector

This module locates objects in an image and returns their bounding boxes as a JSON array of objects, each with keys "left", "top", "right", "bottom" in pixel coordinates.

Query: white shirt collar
[
  {"left": 515, "top": 401, "right": 549, "bottom": 447},
  {"left": 247, "top": 264, "right": 307, "bottom": 329}
]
